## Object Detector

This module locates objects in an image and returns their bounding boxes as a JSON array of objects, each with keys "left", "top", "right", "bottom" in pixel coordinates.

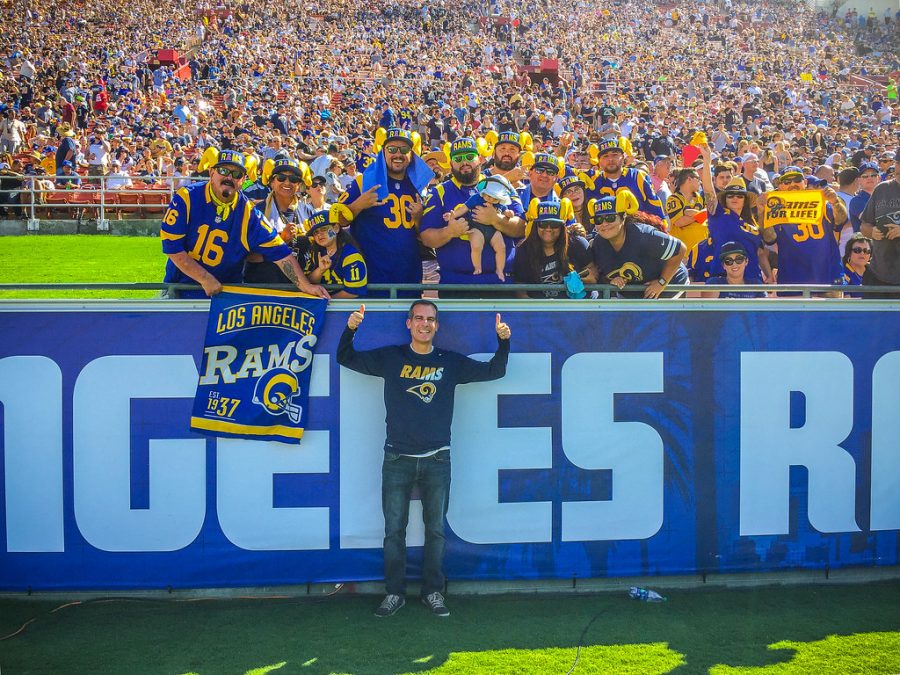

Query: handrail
[{"left": 1, "top": 283, "right": 899, "bottom": 300}]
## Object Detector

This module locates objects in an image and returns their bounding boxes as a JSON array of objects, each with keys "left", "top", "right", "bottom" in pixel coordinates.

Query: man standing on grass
[
  {"left": 159, "top": 149, "right": 328, "bottom": 300},
  {"left": 337, "top": 301, "right": 511, "bottom": 618}
]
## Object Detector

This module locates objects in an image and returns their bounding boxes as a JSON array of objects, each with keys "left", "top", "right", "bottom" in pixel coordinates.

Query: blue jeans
[{"left": 381, "top": 451, "right": 451, "bottom": 596}]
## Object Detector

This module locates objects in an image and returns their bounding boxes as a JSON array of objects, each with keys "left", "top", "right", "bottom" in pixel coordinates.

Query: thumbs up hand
[
  {"left": 495, "top": 313, "right": 511, "bottom": 340},
  {"left": 348, "top": 304, "right": 365, "bottom": 330}
]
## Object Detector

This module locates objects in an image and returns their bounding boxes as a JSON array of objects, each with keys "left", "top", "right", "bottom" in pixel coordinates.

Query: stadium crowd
[{"left": 0, "top": 0, "right": 898, "bottom": 297}]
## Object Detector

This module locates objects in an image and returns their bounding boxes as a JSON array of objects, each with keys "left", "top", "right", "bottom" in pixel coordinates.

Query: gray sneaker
[
  {"left": 374, "top": 594, "right": 405, "bottom": 618},
  {"left": 421, "top": 591, "right": 450, "bottom": 617}
]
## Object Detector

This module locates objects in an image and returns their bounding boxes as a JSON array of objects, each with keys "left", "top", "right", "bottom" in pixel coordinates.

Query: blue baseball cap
[
  {"left": 450, "top": 137, "right": 478, "bottom": 158},
  {"left": 496, "top": 131, "right": 521, "bottom": 149},
  {"left": 532, "top": 152, "right": 559, "bottom": 172},
  {"left": 588, "top": 196, "right": 617, "bottom": 223},
  {"left": 214, "top": 149, "right": 246, "bottom": 171},
  {"left": 306, "top": 209, "right": 338, "bottom": 233},
  {"left": 534, "top": 200, "right": 565, "bottom": 224},
  {"left": 597, "top": 138, "right": 623, "bottom": 156},
  {"left": 557, "top": 173, "right": 585, "bottom": 195},
  {"left": 383, "top": 128, "right": 413, "bottom": 148},
  {"left": 272, "top": 158, "right": 302, "bottom": 176}
]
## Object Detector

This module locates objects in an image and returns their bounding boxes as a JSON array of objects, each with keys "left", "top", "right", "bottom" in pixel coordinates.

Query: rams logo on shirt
[
  {"left": 407, "top": 382, "right": 437, "bottom": 403},
  {"left": 606, "top": 262, "right": 643, "bottom": 283}
]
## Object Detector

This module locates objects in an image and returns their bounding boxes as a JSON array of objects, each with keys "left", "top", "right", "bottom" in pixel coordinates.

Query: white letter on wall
[
  {"left": 561, "top": 352, "right": 665, "bottom": 541},
  {"left": 740, "top": 351, "right": 860, "bottom": 536},
  {"left": 218, "top": 355, "right": 330, "bottom": 550},
  {"left": 73, "top": 355, "right": 206, "bottom": 551},
  {"left": 1, "top": 356, "right": 64, "bottom": 552},
  {"left": 448, "top": 353, "right": 553, "bottom": 544},
  {"left": 871, "top": 351, "right": 900, "bottom": 531}
]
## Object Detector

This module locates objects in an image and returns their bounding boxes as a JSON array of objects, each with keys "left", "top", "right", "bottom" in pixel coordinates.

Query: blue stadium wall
[{"left": 1, "top": 299, "right": 899, "bottom": 591}]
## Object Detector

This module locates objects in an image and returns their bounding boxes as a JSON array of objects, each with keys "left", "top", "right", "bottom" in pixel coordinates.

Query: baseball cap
[
  {"left": 740, "top": 152, "right": 759, "bottom": 163},
  {"left": 533, "top": 200, "right": 565, "bottom": 224},
  {"left": 557, "top": 173, "right": 585, "bottom": 194},
  {"left": 495, "top": 131, "right": 521, "bottom": 149},
  {"left": 305, "top": 209, "right": 338, "bottom": 233},
  {"left": 383, "top": 127, "right": 413, "bottom": 148},
  {"left": 588, "top": 196, "right": 617, "bottom": 223},
  {"left": 718, "top": 241, "right": 747, "bottom": 259},
  {"left": 531, "top": 152, "right": 559, "bottom": 172},
  {"left": 272, "top": 158, "right": 302, "bottom": 176},
  {"left": 449, "top": 137, "right": 478, "bottom": 158},
  {"left": 214, "top": 149, "right": 246, "bottom": 171},
  {"left": 779, "top": 165, "right": 804, "bottom": 181},
  {"left": 596, "top": 138, "right": 623, "bottom": 156}
]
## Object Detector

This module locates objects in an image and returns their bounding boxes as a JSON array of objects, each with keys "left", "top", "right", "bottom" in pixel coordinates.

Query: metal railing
[
  {"left": 0, "top": 175, "right": 205, "bottom": 231},
  {"left": 1, "top": 282, "right": 899, "bottom": 300}
]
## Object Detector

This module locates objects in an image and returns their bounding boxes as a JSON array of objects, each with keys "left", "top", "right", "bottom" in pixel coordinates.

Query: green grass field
[
  {"left": 0, "top": 235, "right": 163, "bottom": 298},
  {"left": 1, "top": 582, "right": 898, "bottom": 674}
]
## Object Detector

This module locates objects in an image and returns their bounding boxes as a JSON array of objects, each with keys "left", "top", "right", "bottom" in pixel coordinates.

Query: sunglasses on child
[
  {"left": 722, "top": 255, "right": 747, "bottom": 266},
  {"left": 274, "top": 173, "right": 301, "bottom": 184},
  {"left": 215, "top": 166, "right": 245, "bottom": 180}
]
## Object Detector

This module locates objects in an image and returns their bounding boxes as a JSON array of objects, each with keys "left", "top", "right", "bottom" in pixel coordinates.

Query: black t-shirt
[{"left": 337, "top": 328, "right": 510, "bottom": 454}]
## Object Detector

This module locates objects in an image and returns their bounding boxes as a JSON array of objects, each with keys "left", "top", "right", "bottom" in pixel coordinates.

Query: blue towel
[{"left": 362, "top": 151, "right": 435, "bottom": 201}]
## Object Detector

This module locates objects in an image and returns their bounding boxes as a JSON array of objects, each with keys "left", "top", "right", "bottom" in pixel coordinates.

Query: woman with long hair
[
  {"left": 511, "top": 199, "right": 575, "bottom": 299},
  {"left": 666, "top": 167, "right": 707, "bottom": 240},
  {"left": 305, "top": 209, "right": 368, "bottom": 299},
  {"left": 584, "top": 189, "right": 689, "bottom": 299},
  {"left": 698, "top": 142, "right": 773, "bottom": 285}
]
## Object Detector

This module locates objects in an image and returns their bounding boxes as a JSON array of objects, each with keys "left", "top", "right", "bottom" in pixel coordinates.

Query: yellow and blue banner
[
  {"left": 761, "top": 190, "right": 825, "bottom": 229},
  {"left": 190, "top": 286, "right": 327, "bottom": 443}
]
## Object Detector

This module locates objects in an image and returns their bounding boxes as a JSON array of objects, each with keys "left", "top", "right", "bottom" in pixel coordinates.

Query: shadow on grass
[{"left": 1, "top": 582, "right": 898, "bottom": 675}]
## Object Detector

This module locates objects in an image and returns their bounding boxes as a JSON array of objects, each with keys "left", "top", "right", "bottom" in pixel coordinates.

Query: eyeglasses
[
  {"left": 780, "top": 176, "right": 804, "bottom": 185},
  {"left": 593, "top": 214, "right": 620, "bottom": 224},
  {"left": 384, "top": 145, "right": 411, "bottom": 155},
  {"left": 310, "top": 180, "right": 326, "bottom": 188},
  {"left": 274, "top": 174, "right": 301, "bottom": 184},
  {"left": 537, "top": 222, "right": 563, "bottom": 230},
  {"left": 722, "top": 255, "right": 747, "bottom": 266},
  {"left": 851, "top": 247, "right": 872, "bottom": 255},
  {"left": 215, "top": 166, "right": 245, "bottom": 180},
  {"left": 452, "top": 152, "right": 478, "bottom": 162}
]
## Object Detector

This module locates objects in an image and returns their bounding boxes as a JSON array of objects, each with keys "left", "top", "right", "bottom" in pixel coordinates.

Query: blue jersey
[
  {"left": 398, "top": 107, "right": 415, "bottom": 129},
  {"left": 421, "top": 176, "right": 524, "bottom": 284},
  {"left": 586, "top": 168, "right": 668, "bottom": 222},
  {"left": 590, "top": 221, "right": 688, "bottom": 290},
  {"left": 340, "top": 173, "right": 424, "bottom": 286},
  {"left": 356, "top": 152, "right": 376, "bottom": 174},
  {"left": 704, "top": 209, "right": 765, "bottom": 282},
  {"left": 848, "top": 191, "right": 870, "bottom": 232},
  {"left": 161, "top": 182, "right": 291, "bottom": 297},
  {"left": 773, "top": 203, "right": 843, "bottom": 284},
  {"left": 313, "top": 241, "right": 368, "bottom": 297}
]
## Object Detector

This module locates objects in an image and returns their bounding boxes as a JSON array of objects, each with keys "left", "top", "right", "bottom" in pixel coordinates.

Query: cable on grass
[
  {"left": 565, "top": 609, "right": 604, "bottom": 675},
  {"left": 0, "top": 587, "right": 353, "bottom": 642}
]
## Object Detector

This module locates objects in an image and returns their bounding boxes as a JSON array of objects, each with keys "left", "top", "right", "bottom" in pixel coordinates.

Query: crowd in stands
[{"left": 0, "top": 0, "right": 898, "bottom": 297}]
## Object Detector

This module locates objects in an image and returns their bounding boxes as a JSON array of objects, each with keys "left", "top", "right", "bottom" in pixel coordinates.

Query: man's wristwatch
[{"left": 657, "top": 277, "right": 669, "bottom": 287}]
